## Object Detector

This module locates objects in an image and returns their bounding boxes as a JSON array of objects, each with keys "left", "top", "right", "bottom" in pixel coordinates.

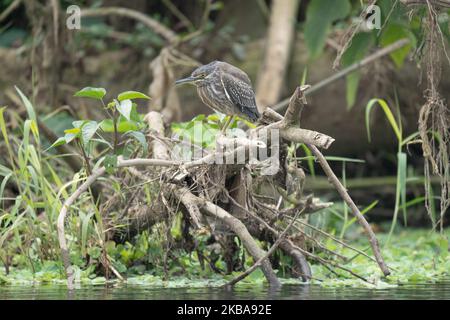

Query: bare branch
[
  {"left": 307, "top": 144, "right": 391, "bottom": 276},
  {"left": 80, "top": 7, "right": 178, "bottom": 43}
]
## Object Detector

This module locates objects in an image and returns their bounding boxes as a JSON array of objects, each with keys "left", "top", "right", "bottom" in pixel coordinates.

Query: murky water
[{"left": 1, "top": 281, "right": 450, "bottom": 299}]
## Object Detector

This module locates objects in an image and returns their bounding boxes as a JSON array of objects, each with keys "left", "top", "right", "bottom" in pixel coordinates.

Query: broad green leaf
[
  {"left": 380, "top": 24, "right": 415, "bottom": 68},
  {"left": 104, "top": 154, "right": 118, "bottom": 174},
  {"left": 192, "top": 114, "right": 206, "bottom": 122},
  {"left": 64, "top": 127, "right": 80, "bottom": 144},
  {"left": 64, "top": 127, "right": 81, "bottom": 135},
  {"left": 49, "top": 137, "right": 67, "bottom": 149},
  {"left": 74, "top": 87, "right": 106, "bottom": 100},
  {"left": 341, "top": 33, "right": 374, "bottom": 109},
  {"left": 15, "top": 86, "right": 36, "bottom": 122},
  {"left": 73, "top": 120, "right": 88, "bottom": 128},
  {"left": 117, "top": 91, "right": 150, "bottom": 101},
  {"left": 365, "top": 98, "right": 401, "bottom": 143},
  {"left": 207, "top": 114, "right": 220, "bottom": 122},
  {"left": 304, "top": 0, "right": 351, "bottom": 59},
  {"left": 126, "top": 131, "right": 148, "bottom": 155},
  {"left": 100, "top": 119, "right": 139, "bottom": 133},
  {"left": 129, "top": 103, "right": 142, "bottom": 122},
  {"left": 81, "top": 121, "right": 99, "bottom": 145},
  {"left": 117, "top": 99, "right": 132, "bottom": 121}
]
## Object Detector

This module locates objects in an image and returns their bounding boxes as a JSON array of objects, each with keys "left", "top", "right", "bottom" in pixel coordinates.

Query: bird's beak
[{"left": 175, "top": 76, "right": 196, "bottom": 85}]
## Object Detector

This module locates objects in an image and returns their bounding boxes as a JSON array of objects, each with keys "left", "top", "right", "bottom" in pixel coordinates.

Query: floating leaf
[
  {"left": 74, "top": 87, "right": 106, "bottom": 100},
  {"left": 117, "top": 91, "right": 150, "bottom": 101}
]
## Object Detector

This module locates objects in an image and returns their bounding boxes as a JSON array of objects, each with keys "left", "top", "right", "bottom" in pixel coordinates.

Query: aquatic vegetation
[{"left": 1, "top": 229, "right": 448, "bottom": 289}]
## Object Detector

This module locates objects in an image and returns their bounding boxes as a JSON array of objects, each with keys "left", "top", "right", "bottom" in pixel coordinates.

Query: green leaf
[
  {"left": 387, "top": 151, "right": 408, "bottom": 243},
  {"left": 74, "top": 87, "right": 106, "bottom": 100},
  {"left": 15, "top": 86, "right": 36, "bottom": 122},
  {"left": 117, "top": 91, "right": 150, "bottom": 101},
  {"left": 81, "top": 121, "right": 99, "bottom": 145},
  {"left": 304, "top": 0, "right": 351, "bottom": 59},
  {"left": 64, "top": 127, "right": 81, "bottom": 144},
  {"left": 49, "top": 137, "right": 67, "bottom": 149},
  {"left": 365, "top": 99, "right": 402, "bottom": 143},
  {"left": 341, "top": 33, "right": 374, "bottom": 109},
  {"left": 73, "top": 120, "right": 88, "bottom": 128},
  {"left": 116, "top": 99, "right": 132, "bottom": 121},
  {"left": 100, "top": 119, "right": 139, "bottom": 133},
  {"left": 207, "top": 114, "right": 220, "bottom": 123},
  {"left": 104, "top": 154, "right": 118, "bottom": 174},
  {"left": 398, "top": 151, "right": 407, "bottom": 225},
  {"left": 380, "top": 24, "right": 415, "bottom": 68},
  {"left": 81, "top": 212, "right": 95, "bottom": 257},
  {"left": 126, "top": 131, "right": 148, "bottom": 155},
  {"left": 64, "top": 127, "right": 81, "bottom": 135}
]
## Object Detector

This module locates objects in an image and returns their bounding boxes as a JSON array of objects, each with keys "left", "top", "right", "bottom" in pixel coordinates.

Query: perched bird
[{"left": 175, "top": 60, "right": 260, "bottom": 131}]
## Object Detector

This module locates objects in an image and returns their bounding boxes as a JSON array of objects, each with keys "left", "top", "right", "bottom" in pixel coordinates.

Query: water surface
[{"left": 1, "top": 281, "right": 450, "bottom": 300}]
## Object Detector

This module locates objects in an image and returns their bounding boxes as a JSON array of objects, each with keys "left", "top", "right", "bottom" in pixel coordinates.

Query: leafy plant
[
  {"left": 365, "top": 98, "right": 418, "bottom": 242},
  {"left": 50, "top": 87, "right": 150, "bottom": 173}
]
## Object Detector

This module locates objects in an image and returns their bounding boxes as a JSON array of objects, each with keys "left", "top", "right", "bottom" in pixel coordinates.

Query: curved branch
[
  {"left": 307, "top": 144, "right": 391, "bottom": 276},
  {"left": 262, "top": 107, "right": 335, "bottom": 149}
]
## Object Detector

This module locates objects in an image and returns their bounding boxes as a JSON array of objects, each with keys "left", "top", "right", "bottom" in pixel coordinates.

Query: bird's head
[{"left": 175, "top": 61, "right": 219, "bottom": 86}]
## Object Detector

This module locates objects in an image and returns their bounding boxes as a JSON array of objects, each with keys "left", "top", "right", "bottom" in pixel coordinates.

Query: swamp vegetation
[{"left": 0, "top": 0, "right": 449, "bottom": 298}]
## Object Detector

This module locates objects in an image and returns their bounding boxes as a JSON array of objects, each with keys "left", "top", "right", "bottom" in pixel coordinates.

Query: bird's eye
[{"left": 193, "top": 72, "right": 206, "bottom": 79}]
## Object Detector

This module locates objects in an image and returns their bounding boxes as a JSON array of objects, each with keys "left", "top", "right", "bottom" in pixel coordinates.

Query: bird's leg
[{"left": 221, "top": 115, "right": 234, "bottom": 134}]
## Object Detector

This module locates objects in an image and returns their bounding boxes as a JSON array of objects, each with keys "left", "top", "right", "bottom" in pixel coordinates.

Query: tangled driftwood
[{"left": 57, "top": 86, "right": 389, "bottom": 289}]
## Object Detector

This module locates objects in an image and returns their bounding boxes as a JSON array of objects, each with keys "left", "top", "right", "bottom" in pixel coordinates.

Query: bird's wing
[{"left": 219, "top": 71, "right": 260, "bottom": 120}]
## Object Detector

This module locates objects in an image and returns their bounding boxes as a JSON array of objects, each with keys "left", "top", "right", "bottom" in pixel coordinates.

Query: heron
[{"left": 175, "top": 60, "right": 261, "bottom": 132}]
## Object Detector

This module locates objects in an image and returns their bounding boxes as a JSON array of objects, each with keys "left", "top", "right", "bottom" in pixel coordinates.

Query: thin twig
[
  {"left": 0, "top": 0, "right": 21, "bottom": 23},
  {"left": 80, "top": 7, "right": 178, "bottom": 43}
]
